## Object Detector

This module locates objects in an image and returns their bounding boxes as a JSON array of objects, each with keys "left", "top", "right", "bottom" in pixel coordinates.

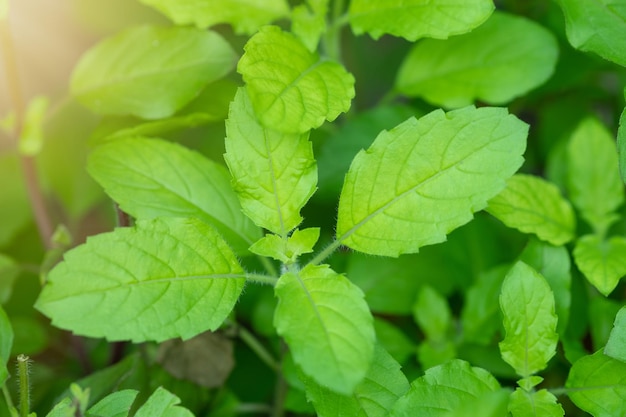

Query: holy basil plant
[{"left": 1, "top": 0, "right": 625, "bottom": 416}]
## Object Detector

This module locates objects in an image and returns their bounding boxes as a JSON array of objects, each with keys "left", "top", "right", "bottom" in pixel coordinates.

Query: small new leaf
[
  {"left": 487, "top": 174, "right": 575, "bottom": 245},
  {"left": 35, "top": 217, "right": 246, "bottom": 342},
  {"left": 71, "top": 25, "right": 236, "bottom": 119},
  {"left": 509, "top": 388, "right": 564, "bottom": 417},
  {"left": 573, "top": 235, "right": 626, "bottom": 296},
  {"left": 238, "top": 26, "right": 355, "bottom": 134},
  {"left": 499, "top": 261, "right": 558, "bottom": 378},
  {"left": 249, "top": 228, "right": 320, "bottom": 264},
  {"left": 337, "top": 106, "right": 527, "bottom": 257},
  {"left": 349, "top": 0, "right": 494, "bottom": 41},
  {"left": 274, "top": 264, "right": 375, "bottom": 394},
  {"left": 396, "top": 12, "right": 558, "bottom": 108},
  {"left": 225, "top": 88, "right": 317, "bottom": 235}
]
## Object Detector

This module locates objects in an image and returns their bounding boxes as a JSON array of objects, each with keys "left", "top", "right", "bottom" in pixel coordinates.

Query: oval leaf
[
  {"left": 487, "top": 174, "right": 576, "bottom": 245},
  {"left": 573, "top": 234, "right": 626, "bottom": 296},
  {"left": 139, "top": 0, "right": 289, "bottom": 34},
  {"left": 88, "top": 137, "right": 260, "bottom": 254},
  {"left": 71, "top": 25, "right": 236, "bottom": 119},
  {"left": 509, "top": 388, "right": 564, "bottom": 417},
  {"left": 336, "top": 106, "right": 527, "bottom": 257},
  {"left": 225, "top": 88, "right": 317, "bottom": 235},
  {"left": 238, "top": 25, "right": 355, "bottom": 134},
  {"left": 35, "top": 217, "right": 246, "bottom": 342},
  {"left": 396, "top": 12, "right": 558, "bottom": 108},
  {"left": 349, "top": 0, "right": 494, "bottom": 41},
  {"left": 499, "top": 261, "right": 558, "bottom": 377},
  {"left": 274, "top": 264, "right": 375, "bottom": 394}
]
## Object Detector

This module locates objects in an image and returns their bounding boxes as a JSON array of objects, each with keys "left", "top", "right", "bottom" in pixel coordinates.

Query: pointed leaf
[
  {"left": 349, "top": 0, "right": 493, "bottom": 41},
  {"left": 249, "top": 228, "right": 320, "bottom": 263},
  {"left": 88, "top": 137, "right": 260, "bottom": 254},
  {"left": 487, "top": 174, "right": 575, "bottom": 245},
  {"left": 573, "top": 234, "right": 626, "bottom": 296},
  {"left": 303, "top": 344, "right": 410, "bottom": 417},
  {"left": 390, "top": 360, "right": 500, "bottom": 417},
  {"left": 337, "top": 106, "right": 527, "bottom": 257},
  {"left": 238, "top": 26, "right": 355, "bottom": 134},
  {"left": 499, "top": 261, "right": 558, "bottom": 377},
  {"left": 274, "top": 264, "right": 375, "bottom": 394},
  {"left": 71, "top": 25, "right": 236, "bottom": 119},
  {"left": 566, "top": 350, "right": 626, "bottom": 417},
  {"left": 138, "top": 0, "right": 289, "bottom": 34},
  {"left": 605, "top": 307, "right": 626, "bottom": 363},
  {"left": 509, "top": 388, "right": 564, "bottom": 417},
  {"left": 135, "top": 387, "right": 194, "bottom": 417},
  {"left": 413, "top": 286, "right": 451, "bottom": 342},
  {"left": 224, "top": 88, "right": 317, "bottom": 234},
  {"left": 396, "top": 12, "right": 558, "bottom": 108},
  {"left": 555, "top": 0, "right": 626, "bottom": 67},
  {"left": 35, "top": 217, "right": 245, "bottom": 342},
  {"left": 566, "top": 117, "right": 624, "bottom": 235},
  {"left": 87, "top": 390, "right": 138, "bottom": 417}
]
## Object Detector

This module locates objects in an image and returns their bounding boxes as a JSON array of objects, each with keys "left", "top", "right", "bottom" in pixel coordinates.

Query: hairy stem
[
  {"left": 306, "top": 237, "right": 344, "bottom": 267},
  {"left": 245, "top": 272, "right": 279, "bottom": 286},
  {"left": 16, "top": 355, "right": 30, "bottom": 417}
]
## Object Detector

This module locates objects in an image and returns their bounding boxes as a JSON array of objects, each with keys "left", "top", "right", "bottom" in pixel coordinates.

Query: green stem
[
  {"left": 306, "top": 237, "right": 345, "bottom": 267},
  {"left": 16, "top": 355, "right": 30, "bottom": 417},
  {"left": 258, "top": 255, "right": 279, "bottom": 277},
  {"left": 1, "top": 384, "right": 15, "bottom": 416},
  {"left": 245, "top": 273, "right": 279, "bottom": 286},
  {"left": 271, "top": 342, "right": 288, "bottom": 417},
  {"left": 323, "top": 0, "right": 347, "bottom": 61},
  {"left": 236, "top": 325, "right": 279, "bottom": 372}
]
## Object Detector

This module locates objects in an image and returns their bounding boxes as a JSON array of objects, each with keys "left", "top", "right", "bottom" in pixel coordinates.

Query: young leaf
[
  {"left": 35, "top": 217, "right": 246, "bottom": 342},
  {"left": 0, "top": 305, "right": 12, "bottom": 385},
  {"left": 605, "top": 307, "right": 626, "bottom": 363},
  {"left": 566, "top": 350, "right": 626, "bottom": 417},
  {"left": 396, "top": 12, "right": 558, "bottom": 108},
  {"left": 87, "top": 389, "right": 138, "bottom": 417},
  {"left": 303, "top": 344, "right": 410, "bottom": 417},
  {"left": 573, "top": 234, "right": 626, "bottom": 296},
  {"left": 238, "top": 26, "right": 355, "bottom": 134},
  {"left": 554, "top": 0, "right": 626, "bottom": 67},
  {"left": 135, "top": 386, "right": 194, "bottom": 417},
  {"left": 71, "top": 25, "right": 236, "bottom": 119},
  {"left": 390, "top": 359, "right": 500, "bottom": 417},
  {"left": 486, "top": 174, "right": 575, "bottom": 245},
  {"left": 224, "top": 88, "right": 317, "bottom": 235},
  {"left": 274, "top": 264, "right": 375, "bottom": 394},
  {"left": 249, "top": 228, "right": 320, "bottom": 264},
  {"left": 138, "top": 0, "right": 289, "bottom": 34},
  {"left": 413, "top": 286, "right": 451, "bottom": 342},
  {"left": 292, "top": 3, "right": 327, "bottom": 52},
  {"left": 499, "top": 261, "right": 558, "bottom": 378},
  {"left": 566, "top": 117, "right": 624, "bottom": 235},
  {"left": 336, "top": 106, "right": 527, "bottom": 257},
  {"left": 348, "top": 0, "right": 494, "bottom": 41},
  {"left": 88, "top": 137, "right": 260, "bottom": 254},
  {"left": 509, "top": 388, "right": 564, "bottom": 417}
]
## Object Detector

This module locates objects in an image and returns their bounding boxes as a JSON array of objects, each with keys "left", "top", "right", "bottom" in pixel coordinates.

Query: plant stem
[
  {"left": 245, "top": 272, "right": 279, "bottom": 286},
  {"left": 306, "top": 237, "right": 344, "bottom": 267},
  {"left": 236, "top": 325, "right": 279, "bottom": 372},
  {"left": 16, "top": 355, "right": 30, "bottom": 417},
  {"left": 1, "top": 384, "right": 15, "bottom": 415},
  {"left": 258, "top": 255, "right": 279, "bottom": 277},
  {"left": 271, "top": 342, "right": 288, "bottom": 417},
  {"left": 323, "top": 0, "right": 347, "bottom": 61}
]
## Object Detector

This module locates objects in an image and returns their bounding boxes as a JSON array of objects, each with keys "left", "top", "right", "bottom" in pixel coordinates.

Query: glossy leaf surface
[
  {"left": 274, "top": 264, "right": 375, "bottom": 394},
  {"left": 88, "top": 137, "right": 260, "bottom": 254},
  {"left": 487, "top": 174, "right": 575, "bottom": 245},
  {"left": 71, "top": 25, "right": 236, "bottom": 119},
  {"left": 396, "top": 12, "right": 558, "bottom": 108},
  {"left": 238, "top": 26, "right": 354, "bottom": 134},
  {"left": 225, "top": 88, "right": 317, "bottom": 235},
  {"left": 337, "top": 106, "right": 527, "bottom": 256},
  {"left": 36, "top": 217, "right": 245, "bottom": 342},
  {"left": 499, "top": 261, "right": 558, "bottom": 377},
  {"left": 348, "top": 0, "right": 494, "bottom": 41},
  {"left": 573, "top": 235, "right": 626, "bottom": 296}
]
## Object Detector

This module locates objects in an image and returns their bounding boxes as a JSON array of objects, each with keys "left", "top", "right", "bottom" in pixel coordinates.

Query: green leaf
[
  {"left": 486, "top": 174, "right": 575, "bottom": 245},
  {"left": 336, "top": 106, "right": 527, "bottom": 257},
  {"left": 509, "top": 388, "right": 564, "bottom": 417},
  {"left": 35, "top": 217, "right": 245, "bottom": 342},
  {"left": 224, "top": 88, "right": 317, "bottom": 234},
  {"left": 19, "top": 95, "right": 49, "bottom": 156},
  {"left": 573, "top": 234, "right": 626, "bottom": 296},
  {"left": 373, "top": 318, "right": 415, "bottom": 365},
  {"left": 618, "top": 107, "right": 626, "bottom": 184},
  {"left": 292, "top": 3, "right": 327, "bottom": 52},
  {"left": 413, "top": 286, "right": 451, "bottom": 342},
  {"left": 348, "top": 0, "right": 494, "bottom": 41},
  {"left": 0, "top": 153, "right": 31, "bottom": 247},
  {"left": 443, "top": 389, "right": 510, "bottom": 417},
  {"left": 396, "top": 12, "right": 558, "bottom": 108},
  {"left": 390, "top": 359, "right": 500, "bottom": 417},
  {"left": 138, "top": 0, "right": 289, "bottom": 34},
  {"left": 519, "top": 238, "right": 572, "bottom": 337},
  {"left": 554, "top": 0, "right": 626, "bottom": 67},
  {"left": 589, "top": 296, "right": 622, "bottom": 351},
  {"left": 499, "top": 261, "right": 558, "bottom": 377},
  {"left": 274, "top": 264, "right": 375, "bottom": 394},
  {"left": 0, "top": 304, "right": 13, "bottom": 385},
  {"left": 566, "top": 117, "right": 624, "bottom": 235},
  {"left": 135, "top": 387, "right": 194, "bottom": 417},
  {"left": 249, "top": 228, "right": 320, "bottom": 264},
  {"left": 88, "top": 137, "right": 260, "bottom": 254},
  {"left": 0, "top": 253, "right": 19, "bottom": 304},
  {"left": 87, "top": 389, "right": 138, "bottom": 417},
  {"left": 71, "top": 25, "right": 236, "bottom": 119},
  {"left": 606, "top": 307, "right": 626, "bottom": 363},
  {"left": 238, "top": 25, "right": 355, "bottom": 134},
  {"left": 303, "top": 344, "right": 410, "bottom": 417},
  {"left": 566, "top": 350, "right": 626, "bottom": 417}
]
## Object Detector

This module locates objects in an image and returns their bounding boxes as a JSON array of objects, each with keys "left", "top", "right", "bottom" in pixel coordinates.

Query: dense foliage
[{"left": 1, "top": 0, "right": 626, "bottom": 416}]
